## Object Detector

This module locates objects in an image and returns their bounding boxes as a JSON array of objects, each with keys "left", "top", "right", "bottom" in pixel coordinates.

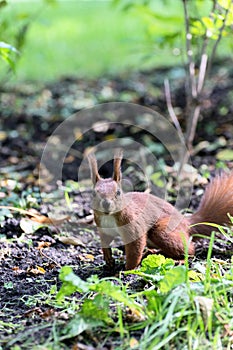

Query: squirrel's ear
[
  {"left": 87, "top": 153, "right": 101, "bottom": 185},
  {"left": 113, "top": 149, "right": 123, "bottom": 183}
]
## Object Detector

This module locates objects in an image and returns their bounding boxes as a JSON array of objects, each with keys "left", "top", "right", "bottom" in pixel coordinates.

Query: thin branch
[
  {"left": 186, "top": 104, "right": 201, "bottom": 151},
  {"left": 197, "top": 0, "right": 217, "bottom": 94},
  {"left": 179, "top": 104, "right": 202, "bottom": 172},
  {"left": 207, "top": 0, "right": 232, "bottom": 77},
  {"left": 197, "top": 53, "right": 208, "bottom": 94},
  {"left": 164, "top": 78, "right": 183, "bottom": 139},
  {"left": 183, "top": 0, "right": 197, "bottom": 98},
  {"left": 198, "top": 0, "right": 217, "bottom": 60}
]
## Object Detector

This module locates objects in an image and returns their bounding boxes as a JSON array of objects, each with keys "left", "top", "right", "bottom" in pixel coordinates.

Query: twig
[
  {"left": 186, "top": 104, "right": 201, "bottom": 151},
  {"left": 207, "top": 1, "right": 232, "bottom": 77},
  {"left": 196, "top": 1, "right": 218, "bottom": 94},
  {"left": 197, "top": 53, "right": 208, "bottom": 94},
  {"left": 198, "top": 0, "right": 217, "bottom": 62},
  {"left": 183, "top": 0, "right": 197, "bottom": 98},
  {"left": 164, "top": 78, "right": 184, "bottom": 139},
  {"left": 39, "top": 249, "right": 61, "bottom": 267},
  {"left": 0, "top": 206, "right": 42, "bottom": 218}
]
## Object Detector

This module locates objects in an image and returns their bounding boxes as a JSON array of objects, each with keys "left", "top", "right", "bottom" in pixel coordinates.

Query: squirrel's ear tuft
[
  {"left": 87, "top": 153, "right": 101, "bottom": 185},
  {"left": 113, "top": 149, "right": 123, "bottom": 182}
]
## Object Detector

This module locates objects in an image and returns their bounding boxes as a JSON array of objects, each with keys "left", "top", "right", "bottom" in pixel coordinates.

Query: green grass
[
  {"left": 24, "top": 241, "right": 233, "bottom": 350},
  {"left": 2, "top": 0, "right": 233, "bottom": 83},
  {"left": 5, "top": 1, "right": 146, "bottom": 82},
  {"left": 4, "top": 0, "right": 183, "bottom": 83}
]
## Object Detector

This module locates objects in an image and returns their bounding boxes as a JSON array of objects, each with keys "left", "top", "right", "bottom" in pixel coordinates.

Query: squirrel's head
[{"left": 88, "top": 149, "right": 123, "bottom": 214}]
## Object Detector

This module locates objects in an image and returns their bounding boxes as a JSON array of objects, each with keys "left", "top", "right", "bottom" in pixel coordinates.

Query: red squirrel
[{"left": 88, "top": 150, "right": 233, "bottom": 270}]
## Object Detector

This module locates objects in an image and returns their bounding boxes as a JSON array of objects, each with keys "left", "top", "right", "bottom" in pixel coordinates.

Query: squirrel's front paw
[
  {"left": 105, "top": 258, "right": 115, "bottom": 268},
  {"left": 102, "top": 247, "right": 115, "bottom": 268}
]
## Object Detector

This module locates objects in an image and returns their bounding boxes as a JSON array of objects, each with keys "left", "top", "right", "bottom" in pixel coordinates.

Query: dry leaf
[
  {"left": 125, "top": 307, "right": 146, "bottom": 322},
  {"left": 59, "top": 236, "right": 85, "bottom": 246},
  {"left": 40, "top": 308, "right": 55, "bottom": 319},
  {"left": 24, "top": 307, "right": 42, "bottom": 317},
  {"left": 129, "top": 337, "right": 139, "bottom": 348},
  {"left": 84, "top": 254, "right": 95, "bottom": 261},
  {"left": 37, "top": 241, "right": 51, "bottom": 250},
  {"left": 12, "top": 267, "right": 25, "bottom": 274},
  {"left": 20, "top": 218, "right": 42, "bottom": 234},
  {"left": 27, "top": 266, "right": 46, "bottom": 275},
  {"left": 78, "top": 254, "right": 95, "bottom": 262},
  {"left": 31, "top": 215, "right": 70, "bottom": 225},
  {"left": 0, "top": 206, "right": 70, "bottom": 226},
  {"left": 195, "top": 296, "right": 213, "bottom": 329}
]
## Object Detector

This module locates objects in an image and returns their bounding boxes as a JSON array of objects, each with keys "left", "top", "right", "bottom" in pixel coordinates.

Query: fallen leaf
[
  {"left": 78, "top": 254, "right": 95, "bottom": 262},
  {"left": 59, "top": 236, "right": 85, "bottom": 246},
  {"left": 24, "top": 307, "right": 42, "bottom": 317},
  {"left": 194, "top": 296, "right": 213, "bottom": 329},
  {"left": 84, "top": 254, "right": 95, "bottom": 261},
  {"left": 37, "top": 241, "right": 51, "bottom": 250},
  {"left": 125, "top": 307, "right": 146, "bottom": 322},
  {"left": 27, "top": 266, "right": 46, "bottom": 275},
  {"left": 0, "top": 206, "right": 70, "bottom": 225},
  {"left": 0, "top": 131, "right": 7, "bottom": 141},
  {"left": 31, "top": 215, "right": 70, "bottom": 225},
  {"left": 40, "top": 308, "right": 55, "bottom": 319},
  {"left": 20, "top": 218, "right": 42, "bottom": 234},
  {"left": 12, "top": 267, "right": 26, "bottom": 274},
  {"left": 129, "top": 337, "right": 139, "bottom": 348}
]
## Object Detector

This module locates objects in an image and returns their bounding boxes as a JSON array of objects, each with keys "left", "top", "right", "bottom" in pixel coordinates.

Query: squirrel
[{"left": 88, "top": 150, "right": 233, "bottom": 270}]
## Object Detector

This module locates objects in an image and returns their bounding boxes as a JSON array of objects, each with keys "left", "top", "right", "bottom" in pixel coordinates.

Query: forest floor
[{"left": 1, "top": 63, "right": 233, "bottom": 349}]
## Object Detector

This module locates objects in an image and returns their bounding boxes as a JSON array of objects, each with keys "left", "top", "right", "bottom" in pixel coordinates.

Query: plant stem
[
  {"left": 206, "top": 0, "right": 232, "bottom": 77},
  {"left": 183, "top": 0, "right": 197, "bottom": 99},
  {"left": 164, "top": 78, "right": 183, "bottom": 140}
]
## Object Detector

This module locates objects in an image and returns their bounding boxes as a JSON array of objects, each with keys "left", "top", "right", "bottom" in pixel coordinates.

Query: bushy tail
[{"left": 189, "top": 172, "right": 233, "bottom": 236}]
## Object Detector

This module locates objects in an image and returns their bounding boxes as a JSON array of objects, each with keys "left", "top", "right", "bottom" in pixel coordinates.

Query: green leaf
[
  {"left": 216, "top": 149, "right": 233, "bottom": 161},
  {"left": 218, "top": 0, "right": 232, "bottom": 10},
  {"left": 188, "top": 270, "right": 204, "bottom": 282},
  {"left": 56, "top": 266, "right": 90, "bottom": 301},
  {"left": 61, "top": 314, "right": 104, "bottom": 339},
  {"left": 0, "top": 0, "right": 7, "bottom": 9},
  {"left": 202, "top": 16, "right": 214, "bottom": 29},
  {"left": 92, "top": 280, "right": 141, "bottom": 310},
  {"left": 159, "top": 266, "right": 187, "bottom": 293},
  {"left": 140, "top": 254, "right": 175, "bottom": 274},
  {"left": 150, "top": 171, "right": 165, "bottom": 188},
  {"left": 190, "top": 19, "right": 205, "bottom": 36},
  {"left": 81, "top": 296, "right": 111, "bottom": 324},
  {"left": 0, "top": 41, "right": 18, "bottom": 53},
  {"left": 125, "top": 255, "right": 175, "bottom": 284}
]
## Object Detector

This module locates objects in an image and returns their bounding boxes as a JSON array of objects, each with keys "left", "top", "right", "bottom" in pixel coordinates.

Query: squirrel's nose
[{"left": 102, "top": 199, "right": 111, "bottom": 211}]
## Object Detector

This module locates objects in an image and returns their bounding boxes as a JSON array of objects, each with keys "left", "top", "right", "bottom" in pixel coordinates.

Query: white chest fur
[{"left": 99, "top": 215, "right": 120, "bottom": 237}]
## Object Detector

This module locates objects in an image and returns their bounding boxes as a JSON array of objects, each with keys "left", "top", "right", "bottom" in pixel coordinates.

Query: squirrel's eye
[
  {"left": 116, "top": 189, "right": 121, "bottom": 196},
  {"left": 92, "top": 190, "right": 97, "bottom": 197}
]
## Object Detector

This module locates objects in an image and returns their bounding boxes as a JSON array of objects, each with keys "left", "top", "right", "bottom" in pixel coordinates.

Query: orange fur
[
  {"left": 88, "top": 151, "right": 233, "bottom": 270},
  {"left": 189, "top": 172, "right": 233, "bottom": 236}
]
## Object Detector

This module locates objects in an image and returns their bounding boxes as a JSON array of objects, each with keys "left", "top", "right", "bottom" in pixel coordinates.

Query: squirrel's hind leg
[
  {"left": 148, "top": 217, "right": 195, "bottom": 259},
  {"left": 124, "top": 235, "right": 147, "bottom": 270}
]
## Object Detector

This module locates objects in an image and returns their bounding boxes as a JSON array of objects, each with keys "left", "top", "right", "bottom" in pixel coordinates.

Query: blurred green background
[
  {"left": 2, "top": 0, "right": 232, "bottom": 83},
  {"left": 4, "top": 0, "right": 186, "bottom": 83}
]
